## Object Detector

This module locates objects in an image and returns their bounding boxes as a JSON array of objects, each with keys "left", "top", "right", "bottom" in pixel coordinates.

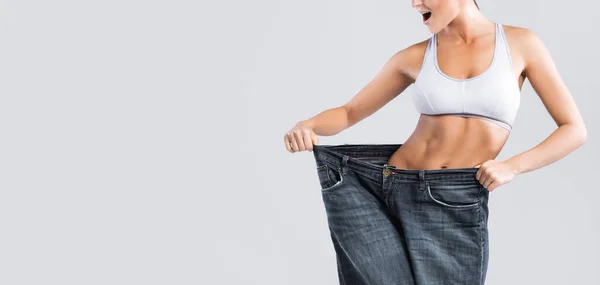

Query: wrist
[
  {"left": 505, "top": 158, "right": 523, "bottom": 175},
  {"left": 301, "top": 119, "right": 315, "bottom": 129}
]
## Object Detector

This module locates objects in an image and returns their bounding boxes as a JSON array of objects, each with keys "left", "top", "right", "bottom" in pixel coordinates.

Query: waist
[{"left": 312, "top": 143, "right": 482, "bottom": 184}]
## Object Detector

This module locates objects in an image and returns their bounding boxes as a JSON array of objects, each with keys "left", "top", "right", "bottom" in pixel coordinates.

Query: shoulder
[
  {"left": 501, "top": 24, "right": 547, "bottom": 59},
  {"left": 502, "top": 24, "right": 542, "bottom": 45},
  {"left": 501, "top": 24, "right": 550, "bottom": 74},
  {"left": 391, "top": 38, "right": 430, "bottom": 64},
  {"left": 387, "top": 38, "right": 431, "bottom": 80}
]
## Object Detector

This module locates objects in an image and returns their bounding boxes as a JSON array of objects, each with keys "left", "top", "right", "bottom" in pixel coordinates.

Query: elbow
[
  {"left": 561, "top": 122, "right": 587, "bottom": 146},
  {"left": 576, "top": 125, "right": 588, "bottom": 145}
]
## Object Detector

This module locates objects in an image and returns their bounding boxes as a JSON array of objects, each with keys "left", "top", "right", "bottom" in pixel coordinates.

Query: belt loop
[
  {"left": 418, "top": 169, "right": 426, "bottom": 191},
  {"left": 341, "top": 155, "right": 349, "bottom": 175}
]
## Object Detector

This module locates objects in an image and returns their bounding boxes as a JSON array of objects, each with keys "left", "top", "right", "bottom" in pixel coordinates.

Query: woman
[{"left": 284, "top": 0, "right": 587, "bottom": 284}]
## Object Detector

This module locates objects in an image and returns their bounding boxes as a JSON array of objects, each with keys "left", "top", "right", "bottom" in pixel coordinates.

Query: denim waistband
[{"left": 312, "top": 143, "right": 480, "bottom": 183}]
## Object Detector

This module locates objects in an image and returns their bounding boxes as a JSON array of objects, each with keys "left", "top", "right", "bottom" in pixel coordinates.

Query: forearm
[
  {"left": 303, "top": 106, "right": 350, "bottom": 136},
  {"left": 505, "top": 123, "right": 587, "bottom": 175}
]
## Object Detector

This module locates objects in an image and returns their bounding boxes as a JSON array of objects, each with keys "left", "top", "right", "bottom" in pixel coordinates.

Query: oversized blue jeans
[{"left": 313, "top": 144, "right": 490, "bottom": 285}]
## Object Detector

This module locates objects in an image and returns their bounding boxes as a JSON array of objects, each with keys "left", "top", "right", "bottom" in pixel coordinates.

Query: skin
[{"left": 284, "top": 0, "right": 587, "bottom": 192}]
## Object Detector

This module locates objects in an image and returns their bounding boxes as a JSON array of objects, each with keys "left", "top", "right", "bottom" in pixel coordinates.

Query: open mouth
[{"left": 422, "top": 12, "right": 432, "bottom": 22}]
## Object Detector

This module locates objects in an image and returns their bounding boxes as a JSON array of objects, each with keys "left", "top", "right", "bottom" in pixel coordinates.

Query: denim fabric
[{"left": 313, "top": 144, "right": 490, "bottom": 285}]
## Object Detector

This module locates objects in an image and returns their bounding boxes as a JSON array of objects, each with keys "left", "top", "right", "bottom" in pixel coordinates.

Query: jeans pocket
[
  {"left": 316, "top": 164, "right": 345, "bottom": 192},
  {"left": 425, "top": 181, "right": 481, "bottom": 208}
]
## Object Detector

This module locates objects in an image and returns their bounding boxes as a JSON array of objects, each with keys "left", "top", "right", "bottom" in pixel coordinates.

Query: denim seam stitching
[
  {"left": 478, "top": 184, "right": 484, "bottom": 284},
  {"left": 384, "top": 177, "right": 395, "bottom": 210},
  {"left": 317, "top": 165, "right": 334, "bottom": 190},
  {"left": 321, "top": 165, "right": 346, "bottom": 192},
  {"left": 426, "top": 183, "right": 480, "bottom": 208},
  {"left": 335, "top": 252, "right": 346, "bottom": 284}
]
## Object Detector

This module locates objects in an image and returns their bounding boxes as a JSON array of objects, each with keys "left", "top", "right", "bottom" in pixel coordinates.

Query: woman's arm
[
  {"left": 303, "top": 44, "right": 421, "bottom": 136},
  {"left": 285, "top": 43, "right": 425, "bottom": 152},
  {"left": 504, "top": 28, "right": 587, "bottom": 175}
]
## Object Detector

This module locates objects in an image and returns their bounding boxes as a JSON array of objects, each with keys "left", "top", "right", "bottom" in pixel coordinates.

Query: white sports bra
[{"left": 411, "top": 22, "right": 521, "bottom": 132}]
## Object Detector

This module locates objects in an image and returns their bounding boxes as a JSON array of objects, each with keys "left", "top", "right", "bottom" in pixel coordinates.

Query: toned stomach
[{"left": 386, "top": 114, "right": 510, "bottom": 170}]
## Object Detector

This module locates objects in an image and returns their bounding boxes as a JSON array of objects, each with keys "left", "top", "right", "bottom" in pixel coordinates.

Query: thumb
[{"left": 311, "top": 131, "right": 319, "bottom": 146}]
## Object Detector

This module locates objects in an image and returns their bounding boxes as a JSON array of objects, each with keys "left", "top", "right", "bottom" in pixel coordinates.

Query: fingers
[
  {"left": 476, "top": 162, "right": 497, "bottom": 190},
  {"left": 476, "top": 162, "right": 488, "bottom": 185},
  {"left": 475, "top": 160, "right": 489, "bottom": 181},
  {"left": 480, "top": 176, "right": 492, "bottom": 189},
  {"left": 485, "top": 180, "right": 500, "bottom": 192},
  {"left": 293, "top": 130, "right": 306, "bottom": 151},
  {"left": 283, "top": 133, "right": 294, "bottom": 152},
  {"left": 302, "top": 129, "right": 314, "bottom": 151},
  {"left": 479, "top": 169, "right": 492, "bottom": 188},
  {"left": 285, "top": 128, "right": 317, "bottom": 153},
  {"left": 285, "top": 120, "right": 320, "bottom": 153},
  {"left": 289, "top": 133, "right": 299, "bottom": 152},
  {"left": 284, "top": 131, "right": 299, "bottom": 152}
]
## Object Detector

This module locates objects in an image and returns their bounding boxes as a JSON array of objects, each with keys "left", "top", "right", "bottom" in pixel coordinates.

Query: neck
[{"left": 439, "top": 6, "right": 493, "bottom": 44}]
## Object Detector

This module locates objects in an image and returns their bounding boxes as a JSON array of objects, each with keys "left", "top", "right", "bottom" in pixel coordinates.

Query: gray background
[{"left": 0, "top": 0, "right": 597, "bottom": 284}]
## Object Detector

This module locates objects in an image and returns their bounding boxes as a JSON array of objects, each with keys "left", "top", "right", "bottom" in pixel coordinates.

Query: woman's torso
[{"left": 388, "top": 22, "right": 526, "bottom": 170}]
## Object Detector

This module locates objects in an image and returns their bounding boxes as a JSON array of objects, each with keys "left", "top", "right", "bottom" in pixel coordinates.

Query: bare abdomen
[{"left": 386, "top": 114, "right": 509, "bottom": 170}]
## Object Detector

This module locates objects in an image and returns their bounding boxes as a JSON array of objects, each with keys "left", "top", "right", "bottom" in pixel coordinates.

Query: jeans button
[{"left": 383, "top": 168, "right": 391, "bottom": 176}]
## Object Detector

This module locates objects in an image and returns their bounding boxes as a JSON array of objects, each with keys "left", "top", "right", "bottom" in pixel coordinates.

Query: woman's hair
[{"left": 474, "top": 0, "right": 479, "bottom": 10}]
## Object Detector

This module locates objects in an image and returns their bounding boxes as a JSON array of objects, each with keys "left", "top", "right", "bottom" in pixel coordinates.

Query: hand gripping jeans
[{"left": 312, "top": 144, "right": 490, "bottom": 285}]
